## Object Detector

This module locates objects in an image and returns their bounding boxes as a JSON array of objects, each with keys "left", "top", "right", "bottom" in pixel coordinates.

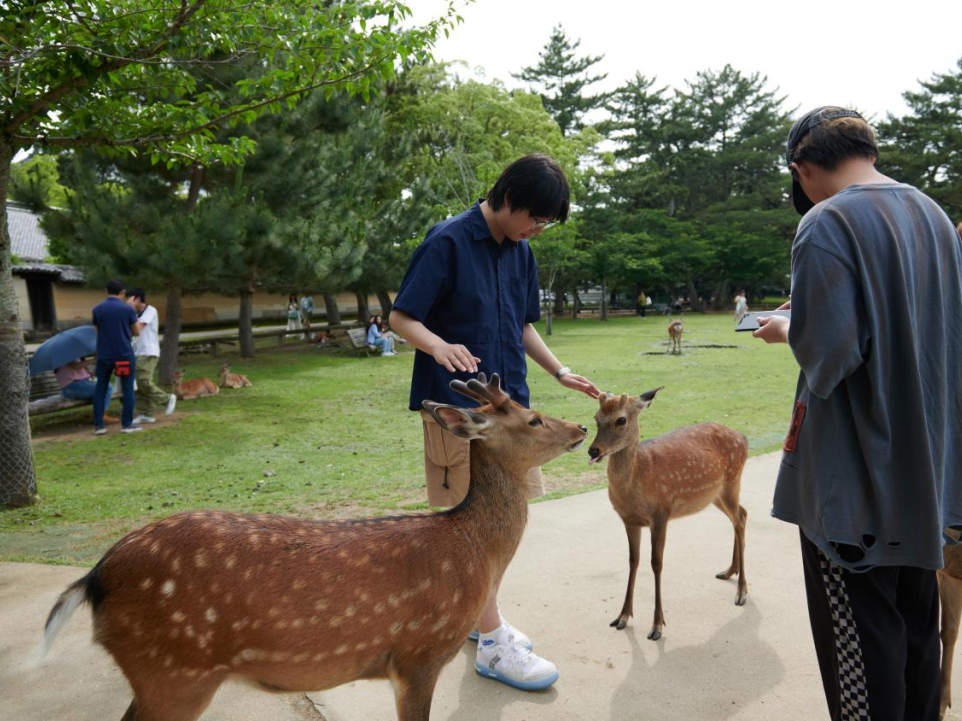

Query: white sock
[{"left": 477, "top": 623, "right": 508, "bottom": 650}]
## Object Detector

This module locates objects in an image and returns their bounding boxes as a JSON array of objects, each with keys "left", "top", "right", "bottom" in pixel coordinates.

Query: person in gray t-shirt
[{"left": 754, "top": 106, "right": 962, "bottom": 721}]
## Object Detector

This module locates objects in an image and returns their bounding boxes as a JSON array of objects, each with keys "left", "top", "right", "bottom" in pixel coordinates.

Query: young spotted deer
[
  {"left": 218, "top": 363, "right": 253, "bottom": 389},
  {"left": 172, "top": 370, "right": 219, "bottom": 400},
  {"left": 588, "top": 387, "right": 748, "bottom": 640},
  {"left": 40, "top": 374, "right": 587, "bottom": 721},
  {"left": 667, "top": 317, "right": 683, "bottom": 354}
]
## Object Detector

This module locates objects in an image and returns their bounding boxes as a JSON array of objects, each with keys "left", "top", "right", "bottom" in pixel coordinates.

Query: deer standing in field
[
  {"left": 39, "top": 374, "right": 587, "bottom": 721},
  {"left": 588, "top": 387, "right": 749, "bottom": 640},
  {"left": 172, "top": 370, "right": 219, "bottom": 400},
  {"left": 218, "top": 363, "right": 253, "bottom": 389},
  {"left": 938, "top": 544, "right": 962, "bottom": 718},
  {"left": 667, "top": 317, "right": 683, "bottom": 354}
]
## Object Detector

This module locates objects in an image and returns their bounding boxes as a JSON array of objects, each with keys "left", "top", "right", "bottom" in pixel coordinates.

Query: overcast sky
[{"left": 406, "top": 0, "right": 962, "bottom": 122}]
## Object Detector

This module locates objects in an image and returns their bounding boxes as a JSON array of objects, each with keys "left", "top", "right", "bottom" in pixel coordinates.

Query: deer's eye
[
  {"left": 616, "top": 417, "right": 627, "bottom": 426},
  {"left": 528, "top": 417, "right": 543, "bottom": 427}
]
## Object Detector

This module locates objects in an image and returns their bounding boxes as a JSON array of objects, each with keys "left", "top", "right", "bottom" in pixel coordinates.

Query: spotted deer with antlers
[
  {"left": 588, "top": 387, "right": 749, "bottom": 639},
  {"left": 39, "top": 373, "right": 588, "bottom": 721}
]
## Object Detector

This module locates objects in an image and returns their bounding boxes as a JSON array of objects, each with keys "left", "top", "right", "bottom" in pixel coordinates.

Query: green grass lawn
[{"left": 2, "top": 314, "right": 799, "bottom": 565}]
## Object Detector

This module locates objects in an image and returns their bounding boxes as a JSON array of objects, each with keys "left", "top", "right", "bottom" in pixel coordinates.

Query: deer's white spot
[
  {"left": 171, "top": 611, "right": 186, "bottom": 623},
  {"left": 194, "top": 551, "right": 208, "bottom": 569},
  {"left": 334, "top": 645, "right": 349, "bottom": 655},
  {"left": 205, "top": 608, "right": 218, "bottom": 623},
  {"left": 355, "top": 642, "right": 368, "bottom": 652},
  {"left": 139, "top": 578, "right": 154, "bottom": 590},
  {"left": 313, "top": 652, "right": 327, "bottom": 661},
  {"left": 344, "top": 605, "right": 357, "bottom": 617},
  {"left": 171, "top": 557, "right": 181, "bottom": 573},
  {"left": 225, "top": 556, "right": 237, "bottom": 570},
  {"left": 161, "top": 580, "right": 176, "bottom": 597}
]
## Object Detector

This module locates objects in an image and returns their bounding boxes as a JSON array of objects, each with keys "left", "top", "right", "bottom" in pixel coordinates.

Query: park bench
[
  {"left": 27, "top": 371, "right": 91, "bottom": 417},
  {"left": 347, "top": 327, "right": 379, "bottom": 356}
]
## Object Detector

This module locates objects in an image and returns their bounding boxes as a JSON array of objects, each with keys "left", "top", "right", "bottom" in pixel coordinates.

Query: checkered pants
[
  {"left": 799, "top": 530, "right": 941, "bottom": 721},
  {"left": 817, "top": 552, "right": 871, "bottom": 719}
]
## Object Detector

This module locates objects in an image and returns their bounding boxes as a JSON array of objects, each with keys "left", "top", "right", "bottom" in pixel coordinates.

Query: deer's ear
[
  {"left": 422, "top": 401, "right": 493, "bottom": 440},
  {"left": 636, "top": 386, "right": 664, "bottom": 411}
]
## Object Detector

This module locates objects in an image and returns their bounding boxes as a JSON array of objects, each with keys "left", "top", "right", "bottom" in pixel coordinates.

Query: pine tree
[{"left": 513, "top": 25, "right": 609, "bottom": 136}]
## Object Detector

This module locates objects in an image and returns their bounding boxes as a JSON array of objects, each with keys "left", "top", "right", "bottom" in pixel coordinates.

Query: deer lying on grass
[
  {"left": 218, "top": 363, "right": 253, "bottom": 389},
  {"left": 588, "top": 387, "right": 749, "bottom": 640},
  {"left": 667, "top": 317, "right": 683, "bottom": 354},
  {"left": 939, "top": 544, "right": 962, "bottom": 718},
  {"left": 172, "top": 370, "right": 219, "bottom": 401},
  {"left": 40, "top": 373, "right": 587, "bottom": 721}
]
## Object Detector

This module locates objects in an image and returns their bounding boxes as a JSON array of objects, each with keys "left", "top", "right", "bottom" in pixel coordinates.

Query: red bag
[{"left": 114, "top": 360, "right": 131, "bottom": 377}]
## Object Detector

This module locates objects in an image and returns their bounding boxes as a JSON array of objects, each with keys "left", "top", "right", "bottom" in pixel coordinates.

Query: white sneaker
[
  {"left": 475, "top": 639, "right": 558, "bottom": 691},
  {"left": 93, "top": 427, "right": 107, "bottom": 436},
  {"left": 164, "top": 394, "right": 177, "bottom": 416},
  {"left": 133, "top": 415, "right": 156, "bottom": 424},
  {"left": 121, "top": 426, "right": 143, "bottom": 434},
  {"left": 381, "top": 351, "right": 397, "bottom": 356}
]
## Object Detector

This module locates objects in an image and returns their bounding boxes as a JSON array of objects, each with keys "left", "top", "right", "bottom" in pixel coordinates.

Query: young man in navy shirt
[
  {"left": 391, "top": 154, "right": 599, "bottom": 691},
  {"left": 755, "top": 107, "right": 962, "bottom": 719},
  {"left": 91, "top": 279, "right": 141, "bottom": 434}
]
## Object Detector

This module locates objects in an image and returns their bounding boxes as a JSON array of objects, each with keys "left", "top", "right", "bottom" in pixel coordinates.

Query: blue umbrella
[{"left": 29, "top": 325, "right": 97, "bottom": 375}]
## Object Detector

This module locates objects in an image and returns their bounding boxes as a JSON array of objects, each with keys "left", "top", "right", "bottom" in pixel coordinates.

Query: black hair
[
  {"left": 486, "top": 154, "right": 570, "bottom": 223},
  {"left": 126, "top": 287, "right": 146, "bottom": 303},
  {"left": 106, "top": 279, "right": 125, "bottom": 295},
  {"left": 789, "top": 109, "right": 879, "bottom": 171}
]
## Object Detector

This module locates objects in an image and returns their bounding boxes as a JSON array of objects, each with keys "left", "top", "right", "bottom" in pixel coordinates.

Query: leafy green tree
[
  {"left": 0, "top": 0, "right": 454, "bottom": 508},
  {"left": 8, "top": 154, "right": 69, "bottom": 211},
  {"left": 878, "top": 57, "right": 962, "bottom": 221},
  {"left": 513, "top": 25, "right": 609, "bottom": 137}
]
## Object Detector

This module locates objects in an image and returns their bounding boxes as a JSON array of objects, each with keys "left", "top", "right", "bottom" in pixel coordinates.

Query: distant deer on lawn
[
  {"left": 667, "top": 317, "right": 684, "bottom": 354},
  {"left": 588, "top": 387, "right": 749, "bottom": 639},
  {"left": 39, "top": 374, "right": 587, "bottom": 721},
  {"left": 172, "top": 370, "right": 219, "bottom": 400},
  {"left": 218, "top": 363, "right": 253, "bottom": 389}
]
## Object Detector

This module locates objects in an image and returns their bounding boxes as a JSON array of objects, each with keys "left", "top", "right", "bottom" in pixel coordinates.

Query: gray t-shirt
[{"left": 772, "top": 183, "right": 962, "bottom": 572}]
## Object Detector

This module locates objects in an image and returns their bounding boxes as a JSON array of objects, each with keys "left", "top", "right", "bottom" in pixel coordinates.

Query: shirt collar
[{"left": 469, "top": 199, "right": 519, "bottom": 250}]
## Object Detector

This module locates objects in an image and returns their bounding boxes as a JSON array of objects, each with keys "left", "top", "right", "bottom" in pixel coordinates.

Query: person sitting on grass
[{"left": 366, "top": 316, "right": 396, "bottom": 356}]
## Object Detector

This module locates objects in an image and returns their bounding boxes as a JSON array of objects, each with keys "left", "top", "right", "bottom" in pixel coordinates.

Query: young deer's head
[
  {"left": 220, "top": 362, "right": 231, "bottom": 373},
  {"left": 172, "top": 370, "right": 185, "bottom": 383},
  {"left": 588, "top": 387, "right": 664, "bottom": 464},
  {"left": 422, "top": 373, "right": 587, "bottom": 473}
]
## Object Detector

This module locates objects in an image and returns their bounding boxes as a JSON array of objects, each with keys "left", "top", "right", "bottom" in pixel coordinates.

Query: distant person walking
[
  {"left": 299, "top": 293, "right": 315, "bottom": 340},
  {"left": 733, "top": 289, "right": 748, "bottom": 324},
  {"left": 91, "top": 279, "right": 141, "bottom": 435},
  {"left": 126, "top": 288, "right": 176, "bottom": 424},
  {"left": 286, "top": 294, "right": 300, "bottom": 334}
]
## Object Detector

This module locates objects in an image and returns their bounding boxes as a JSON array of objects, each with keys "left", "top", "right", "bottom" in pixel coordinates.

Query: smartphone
[{"left": 734, "top": 310, "right": 791, "bottom": 332}]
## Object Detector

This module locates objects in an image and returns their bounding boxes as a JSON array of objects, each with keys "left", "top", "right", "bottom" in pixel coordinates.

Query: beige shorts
[{"left": 420, "top": 409, "right": 544, "bottom": 508}]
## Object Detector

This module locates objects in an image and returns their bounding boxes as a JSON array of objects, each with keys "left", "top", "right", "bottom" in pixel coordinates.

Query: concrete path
[{"left": 3, "top": 452, "right": 960, "bottom": 720}]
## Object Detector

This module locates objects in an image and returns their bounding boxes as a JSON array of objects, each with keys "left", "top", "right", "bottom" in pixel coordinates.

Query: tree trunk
[
  {"left": 354, "top": 291, "right": 370, "bottom": 326},
  {"left": 553, "top": 286, "right": 565, "bottom": 315},
  {"left": 323, "top": 294, "right": 341, "bottom": 325},
  {"left": 157, "top": 166, "right": 204, "bottom": 386},
  {"left": 158, "top": 284, "right": 183, "bottom": 386},
  {"left": 238, "top": 287, "right": 255, "bottom": 358},
  {"left": 601, "top": 280, "right": 609, "bottom": 322},
  {"left": 376, "top": 290, "right": 393, "bottom": 318},
  {"left": 571, "top": 289, "right": 581, "bottom": 320},
  {"left": 0, "top": 141, "right": 38, "bottom": 508}
]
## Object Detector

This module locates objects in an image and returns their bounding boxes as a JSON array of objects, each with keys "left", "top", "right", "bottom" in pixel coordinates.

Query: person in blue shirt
[
  {"left": 366, "top": 315, "right": 396, "bottom": 356},
  {"left": 754, "top": 107, "right": 962, "bottom": 720},
  {"left": 91, "top": 279, "right": 141, "bottom": 435},
  {"left": 391, "top": 154, "right": 599, "bottom": 691}
]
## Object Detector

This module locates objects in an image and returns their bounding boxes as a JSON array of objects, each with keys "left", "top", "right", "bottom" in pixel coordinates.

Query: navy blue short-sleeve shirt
[
  {"left": 92, "top": 296, "right": 138, "bottom": 360},
  {"left": 393, "top": 201, "right": 541, "bottom": 410}
]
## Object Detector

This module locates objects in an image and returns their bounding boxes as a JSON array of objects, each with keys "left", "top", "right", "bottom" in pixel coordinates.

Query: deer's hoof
[
  {"left": 647, "top": 628, "right": 662, "bottom": 641},
  {"left": 735, "top": 593, "right": 747, "bottom": 606},
  {"left": 610, "top": 617, "right": 628, "bottom": 630},
  {"left": 715, "top": 570, "right": 730, "bottom": 580}
]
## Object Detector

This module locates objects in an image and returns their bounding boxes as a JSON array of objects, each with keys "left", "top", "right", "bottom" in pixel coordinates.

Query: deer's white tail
[{"left": 36, "top": 579, "right": 88, "bottom": 665}]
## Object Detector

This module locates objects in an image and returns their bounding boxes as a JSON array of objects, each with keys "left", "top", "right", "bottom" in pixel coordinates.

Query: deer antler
[{"left": 450, "top": 373, "right": 510, "bottom": 408}]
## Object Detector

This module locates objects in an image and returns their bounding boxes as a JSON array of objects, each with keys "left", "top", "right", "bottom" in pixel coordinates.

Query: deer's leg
[
  {"left": 391, "top": 666, "right": 442, "bottom": 721},
  {"left": 648, "top": 515, "right": 668, "bottom": 640},
  {"left": 939, "top": 571, "right": 962, "bottom": 719},
  {"left": 712, "top": 497, "right": 739, "bottom": 580},
  {"left": 611, "top": 523, "right": 642, "bottom": 631},
  {"left": 713, "top": 496, "right": 748, "bottom": 606},
  {"left": 120, "top": 677, "right": 222, "bottom": 721}
]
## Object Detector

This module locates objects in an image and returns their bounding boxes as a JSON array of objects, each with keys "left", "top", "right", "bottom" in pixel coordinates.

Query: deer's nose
[
  {"left": 578, "top": 425, "right": 588, "bottom": 434},
  {"left": 588, "top": 446, "right": 601, "bottom": 458}
]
